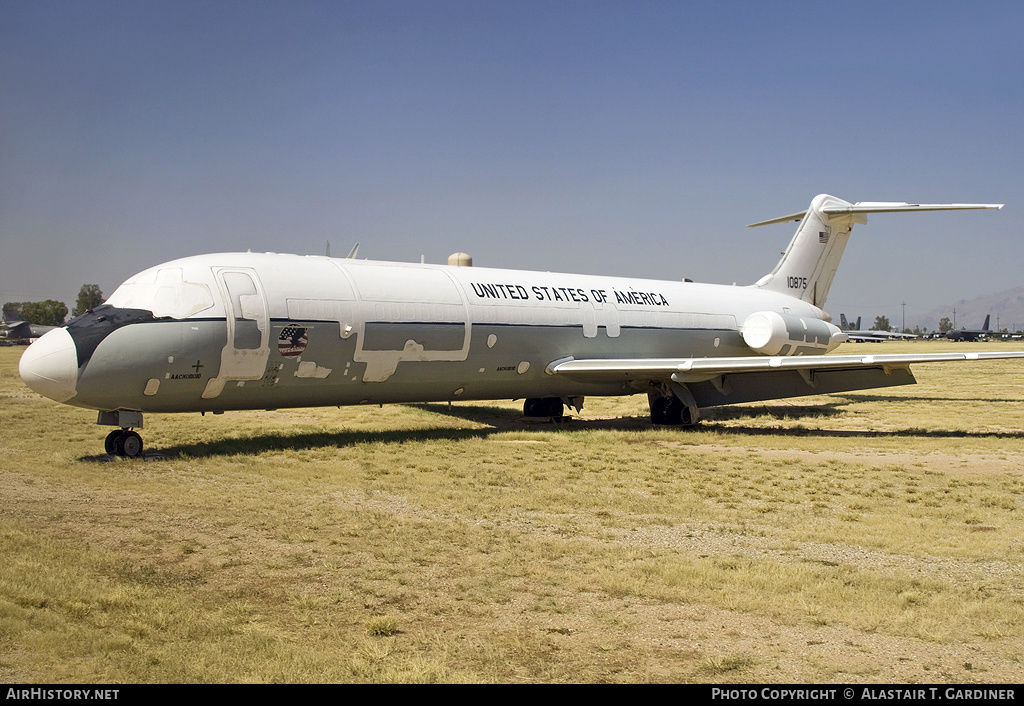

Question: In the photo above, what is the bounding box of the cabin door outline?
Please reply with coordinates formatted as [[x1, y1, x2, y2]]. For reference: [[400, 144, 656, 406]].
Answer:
[[203, 268, 271, 399]]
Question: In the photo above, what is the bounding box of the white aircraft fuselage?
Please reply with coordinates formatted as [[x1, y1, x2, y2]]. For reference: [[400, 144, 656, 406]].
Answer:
[[19, 194, 1019, 457], [24, 252, 833, 412]]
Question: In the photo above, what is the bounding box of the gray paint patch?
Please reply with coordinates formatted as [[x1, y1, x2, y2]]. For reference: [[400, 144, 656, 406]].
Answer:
[[363, 322, 466, 352]]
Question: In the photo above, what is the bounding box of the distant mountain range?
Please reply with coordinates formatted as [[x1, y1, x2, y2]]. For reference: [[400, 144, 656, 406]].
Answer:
[[909, 288, 1024, 333]]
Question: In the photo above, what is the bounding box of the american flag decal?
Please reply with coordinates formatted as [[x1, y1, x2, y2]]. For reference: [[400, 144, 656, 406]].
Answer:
[[819, 226, 831, 243], [278, 325, 308, 357]]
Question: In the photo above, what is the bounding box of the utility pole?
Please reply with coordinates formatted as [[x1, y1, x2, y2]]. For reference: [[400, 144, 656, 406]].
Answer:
[[901, 301, 906, 332]]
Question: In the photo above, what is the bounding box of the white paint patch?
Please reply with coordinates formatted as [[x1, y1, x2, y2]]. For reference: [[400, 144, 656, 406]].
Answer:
[[517, 361, 531, 375], [295, 361, 332, 378], [359, 338, 464, 382], [487, 334, 497, 348], [144, 379, 160, 396]]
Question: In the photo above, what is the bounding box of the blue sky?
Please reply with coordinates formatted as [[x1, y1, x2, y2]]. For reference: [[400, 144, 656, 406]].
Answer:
[[2, 0, 1021, 326]]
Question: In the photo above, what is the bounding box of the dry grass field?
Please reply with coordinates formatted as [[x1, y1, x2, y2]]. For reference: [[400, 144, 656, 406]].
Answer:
[[1, 341, 1023, 683]]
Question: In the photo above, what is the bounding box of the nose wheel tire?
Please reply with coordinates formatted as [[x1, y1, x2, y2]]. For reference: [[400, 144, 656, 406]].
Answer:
[[105, 429, 143, 458], [104, 430, 121, 455]]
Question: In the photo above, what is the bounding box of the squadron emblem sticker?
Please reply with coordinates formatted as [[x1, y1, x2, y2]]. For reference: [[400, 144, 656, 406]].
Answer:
[[278, 325, 308, 357]]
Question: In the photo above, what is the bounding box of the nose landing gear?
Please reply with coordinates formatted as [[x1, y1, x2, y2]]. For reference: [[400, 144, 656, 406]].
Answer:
[[104, 429, 143, 458], [98, 410, 145, 458]]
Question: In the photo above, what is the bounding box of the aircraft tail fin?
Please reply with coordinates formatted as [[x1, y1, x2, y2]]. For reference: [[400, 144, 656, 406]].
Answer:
[[840, 313, 850, 330], [1, 308, 29, 339], [983, 314, 991, 331], [749, 195, 1003, 308], [2, 308, 26, 325]]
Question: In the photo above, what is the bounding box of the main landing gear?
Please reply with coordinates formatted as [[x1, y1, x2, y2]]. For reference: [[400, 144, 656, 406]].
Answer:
[[104, 429, 143, 458], [523, 397, 565, 419], [648, 386, 701, 428], [522, 396, 585, 421]]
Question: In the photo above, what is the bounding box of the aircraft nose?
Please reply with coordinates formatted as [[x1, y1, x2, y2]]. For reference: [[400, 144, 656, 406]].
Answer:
[[19, 328, 80, 403]]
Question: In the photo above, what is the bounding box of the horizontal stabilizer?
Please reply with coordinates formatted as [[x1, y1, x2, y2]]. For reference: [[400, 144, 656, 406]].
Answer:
[[748, 201, 1003, 228], [746, 210, 809, 227]]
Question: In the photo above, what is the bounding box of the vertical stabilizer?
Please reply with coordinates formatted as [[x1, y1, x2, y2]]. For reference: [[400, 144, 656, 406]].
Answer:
[[749, 195, 1003, 309], [2, 308, 27, 326], [750, 194, 858, 307]]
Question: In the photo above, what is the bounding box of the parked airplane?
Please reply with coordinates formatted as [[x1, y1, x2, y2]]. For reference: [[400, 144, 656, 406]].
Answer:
[[1, 308, 57, 341], [946, 315, 992, 342], [19, 194, 1021, 457], [839, 314, 917, 343]]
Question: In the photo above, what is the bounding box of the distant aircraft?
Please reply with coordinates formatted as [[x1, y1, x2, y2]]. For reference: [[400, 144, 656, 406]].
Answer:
[[19, 194, 1022, 457], [946, 315, 992, 342], [839, 314, 917, 343], [1, 308, 57, 340]]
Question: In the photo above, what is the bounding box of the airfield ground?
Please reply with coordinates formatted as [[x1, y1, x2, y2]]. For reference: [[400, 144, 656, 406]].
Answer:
[[1, 342, 1022, 683]]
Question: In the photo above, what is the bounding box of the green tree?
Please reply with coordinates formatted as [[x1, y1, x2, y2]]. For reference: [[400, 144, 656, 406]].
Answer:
[[72, 284, 104, 317], [871, 315, 891, 331], [19, 300, 68, 327], [938, 317, 953, 333]]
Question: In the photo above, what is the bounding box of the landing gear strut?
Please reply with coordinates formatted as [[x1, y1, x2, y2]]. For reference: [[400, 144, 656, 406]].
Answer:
[[104, 429, 143, 458]]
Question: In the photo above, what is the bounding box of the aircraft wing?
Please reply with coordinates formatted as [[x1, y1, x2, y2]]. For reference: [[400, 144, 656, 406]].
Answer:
[[547, 351, 1024, 407], [548, 351, 1024, 381], [843, 333, 886, 342], [843, 331, 917, 342]]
